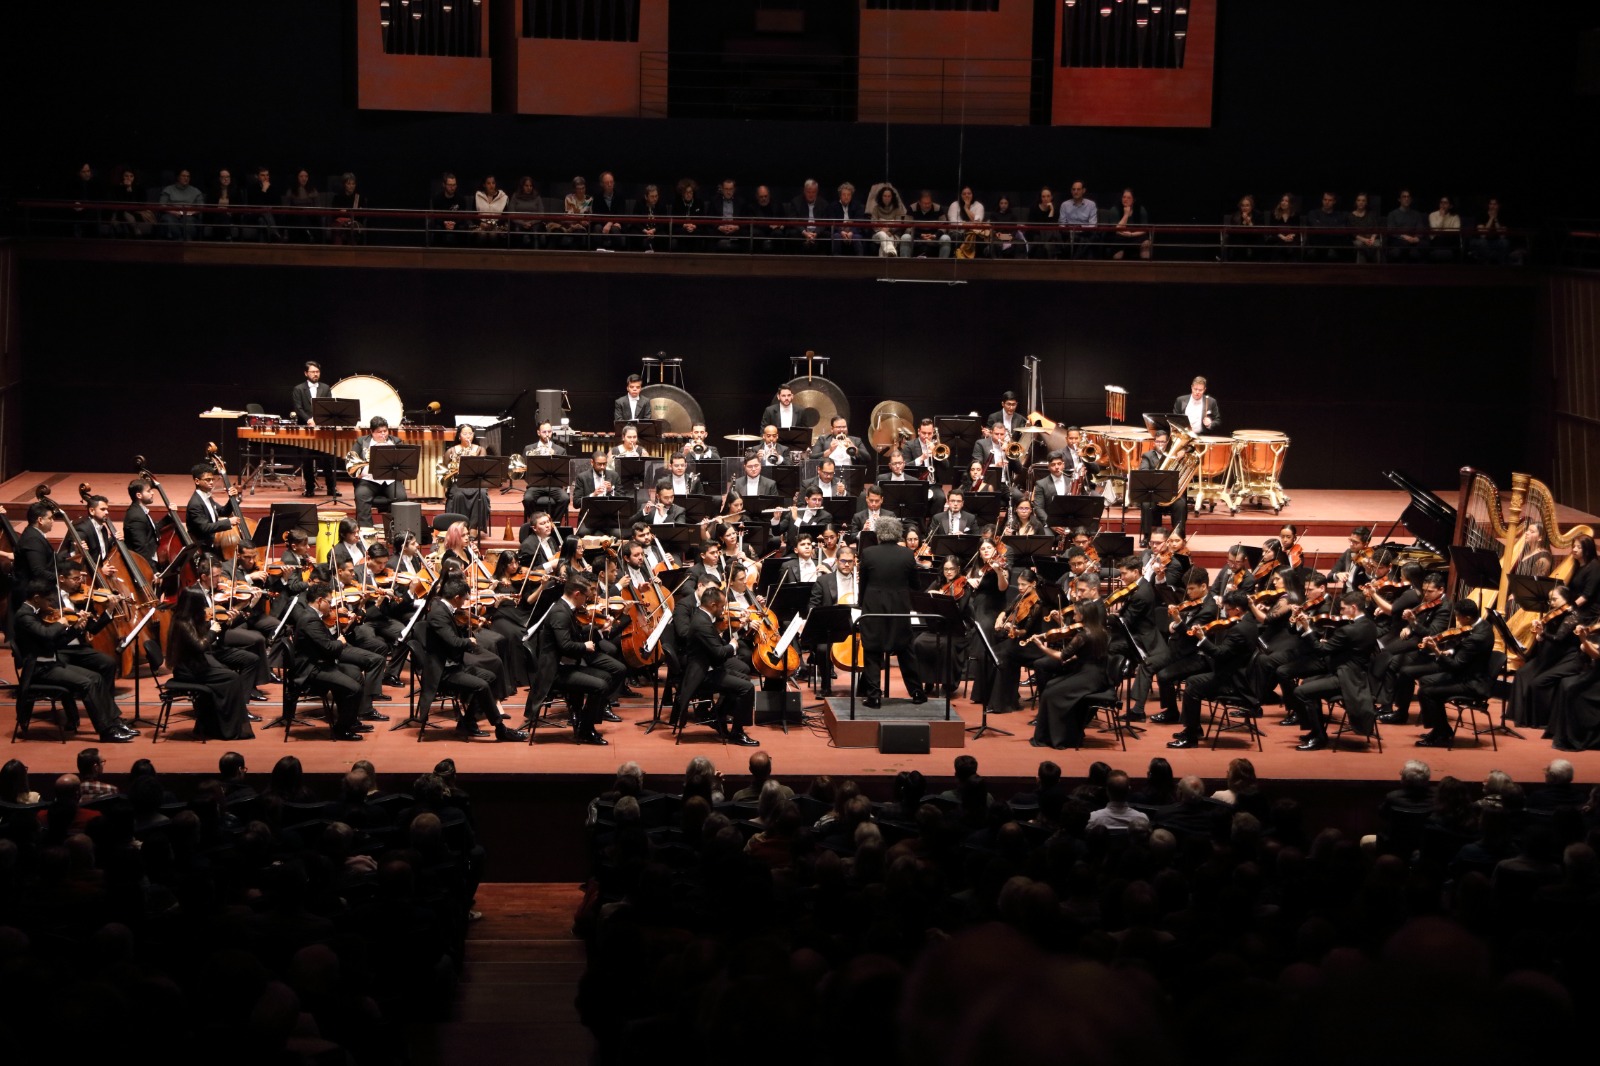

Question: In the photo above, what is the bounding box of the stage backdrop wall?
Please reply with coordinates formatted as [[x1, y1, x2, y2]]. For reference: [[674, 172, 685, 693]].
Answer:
[[17, 261, 1535, 494]]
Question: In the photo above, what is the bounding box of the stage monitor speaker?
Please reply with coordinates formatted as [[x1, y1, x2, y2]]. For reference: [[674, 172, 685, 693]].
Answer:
[[387, 501, 422, 545], [754, 689, 801, 724], [879, 721, 930, 754], [536, 389, 565, 428]]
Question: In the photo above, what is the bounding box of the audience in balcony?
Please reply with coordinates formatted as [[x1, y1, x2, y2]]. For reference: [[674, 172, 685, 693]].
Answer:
[[1302, 189, 1348, 262], [1385, 187, 1426, 262], [907, 188, 947, 257], [1428, 194, 1462, 262], [427, 170, 467, 245], [1107, 187, 1151, 260], [592, 171, 627, 251], [1349, 190, 1382, 263], [1027, 186, 1059, 259], [507, 175, 546, 248], [830, 181, 867, 256], [158, 168, 204, 240], [473, 173, 506, 241], [284, 168, 321, 242], [1266, 192, 1302, 260], [866, 180, 908, 257]]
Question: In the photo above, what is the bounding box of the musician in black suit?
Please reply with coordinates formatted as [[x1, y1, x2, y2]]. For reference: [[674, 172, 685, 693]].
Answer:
[[657, 454, 703, 497], [800, 458, 850, 502], [525, 574, 624, 743], [677, 423, 722, 462], [420, 578, 526, 741], [727, 453, 779, 507], [676, 584, 757, 744], [782, 534, 823, 584], [631, 486, 686, 528], [613, 374, 649, 423], [856, 517, 925, 707], [809, 416, 869, 468], [970, 421, 1027, 489], [123, 479, 163, 567], [345, 417, 407, 529], [1414, 600, 1495, 748], [520, 511, 565, 572], [806, 545, 857, 696], [519, 420, 570, 522], [1173, 376, 1222, 434], [571, 453, 622, 537], [290, 582, 384, 741], [185, 464, 238, 550], [1108, 557, 1166, 717], [13, 579, 131, 741], [1131, 568, 1216, 721], [290, 360, 341, 498], [1289, 591, 1379, 750], [759, 385, 802, 433], [1137, 429, 1188, 544], [1169, 591, 1259, 748], [10, 502, 64, 609], [927, 492, 979, 538], [852, 486, 891, 537]]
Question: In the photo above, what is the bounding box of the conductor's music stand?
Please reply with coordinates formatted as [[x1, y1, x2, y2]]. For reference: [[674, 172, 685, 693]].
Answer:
[[879, 482, 928, 522], [910, 589, 960, 720], [965, 622, 1012, 739], [311, 397, 360, 427]]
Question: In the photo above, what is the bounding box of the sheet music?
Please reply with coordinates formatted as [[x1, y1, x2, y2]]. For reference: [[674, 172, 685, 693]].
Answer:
[[644, 611, 672, 653], [773, 612, 805, 658]]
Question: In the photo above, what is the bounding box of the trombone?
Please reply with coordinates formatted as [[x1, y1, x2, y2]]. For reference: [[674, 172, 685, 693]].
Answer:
[[931, 425, 950, 462]]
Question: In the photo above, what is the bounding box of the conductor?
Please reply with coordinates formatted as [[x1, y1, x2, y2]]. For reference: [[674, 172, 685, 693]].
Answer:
[[856, 515, 926, 708]]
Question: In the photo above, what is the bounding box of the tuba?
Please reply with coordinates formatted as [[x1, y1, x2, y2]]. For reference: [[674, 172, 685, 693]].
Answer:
[[1155, 424, 1200, 506]]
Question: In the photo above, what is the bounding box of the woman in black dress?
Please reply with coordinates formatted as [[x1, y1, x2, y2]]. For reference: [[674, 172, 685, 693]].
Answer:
[[444, 423, 491, 535], [1508, 586, 1583, 729], [1565, 535, 1600, 624], [1031, 598, 1111, 748], [915, 555, 971, 697], [1546, 621, 1600, 751], [167, 586, 256, 740]]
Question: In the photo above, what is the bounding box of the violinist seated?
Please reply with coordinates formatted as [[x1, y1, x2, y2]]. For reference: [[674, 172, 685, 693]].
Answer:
[[1106, 557, 1167, 708], [676, 585, 758, 746], [1359, 552, 1418, 642], [329, 519, 373, 581], [631, 485, 686, 528], [1287, 591, 1379, 751], [12, 577, 133, 742], [356, 541, 413, 649], [572, 454, 624, 538], [1271, 573, 1338, 719], [520, 419, 569, 523], [1327, 526, 1374, 590], [1129, 568, 1217, 723], [1376, 572, 1455, 726], [1137, 430, 1188, 546], [263, 529, 315, 619], [165, 586, 256, 741], [1209, 546, 1256, 597], [916, 554, 971, 698], [291, 581, 387, 740], [722, 566, 763, 669], [524, 573, 626, 744], [1246, 566, 1310, 706], [1168, 591, 1260, 749], [51, 559, 121, 693], [1414, 599, 1496, 748], [1057, 546, 1096, 593], [1157, 534, 1193, 589], [198, 555, 277, 697], [1029, 598, 1113, 749], [332, 559, 396, 663], [417, 577, 527, 742], [185, 464, 240, 551], [488, 547, 547, 688], [981, 567, 1048, 717]]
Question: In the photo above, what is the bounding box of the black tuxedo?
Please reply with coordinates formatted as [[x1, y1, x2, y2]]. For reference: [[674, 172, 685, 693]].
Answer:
[[800, 474, 851, 501], [74, 518, 114, 565], [291, 379, 340, 495], [12, 602, 121, 736], [291, 606, 382, 732], [782, 556, 823, 586], [1178, 616, 1261, 739], [520, 440, 570, 521], [416, 599, 505, 733], [675, 605, 754, 730], [1417, 618, 1495, 737], [291, 379, 331, 422], [572, 465, 623, 535], [526, 597, 625, 731], [631, 502, 686, 527], [928, 511, 978, 538], [1112, 578, 1166, 662], [728, 475, 779, 502], [11, 526, 62, 607], [656, 471, 703, 497], [809, 434, 869, 466], [1292, 614, 1379, 740], [185, 489, 233, 548], [970, 438, 1025, 484], [760, 403, 803, 431], [123, 503, 162, 566], [857, 541, 923, 700], [1172, 393, 1222, 433], [613, 394, 650, 423]]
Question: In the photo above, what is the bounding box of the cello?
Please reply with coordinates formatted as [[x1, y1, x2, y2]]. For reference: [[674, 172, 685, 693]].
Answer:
[[750, 570, 800, 681], [205, 441, 256, 563]]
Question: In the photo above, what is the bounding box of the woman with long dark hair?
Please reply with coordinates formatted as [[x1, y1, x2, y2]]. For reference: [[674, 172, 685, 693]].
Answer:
[[1031, 598, 1111, 748], [167, 585, 256, 740]]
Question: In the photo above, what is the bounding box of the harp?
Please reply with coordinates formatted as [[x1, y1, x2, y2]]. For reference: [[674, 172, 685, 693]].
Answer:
[[1451, 467, 1593, 664]]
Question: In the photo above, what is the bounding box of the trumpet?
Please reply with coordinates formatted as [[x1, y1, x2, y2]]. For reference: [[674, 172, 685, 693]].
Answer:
[[835, 433, 859, 460], [691, 442, 707, 456]]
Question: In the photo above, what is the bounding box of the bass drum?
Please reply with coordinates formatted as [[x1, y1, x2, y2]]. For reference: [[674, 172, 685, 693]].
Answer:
[[638, 383, 704, 434], [331, 374, 404, 428], [780, 375, 850, 443]]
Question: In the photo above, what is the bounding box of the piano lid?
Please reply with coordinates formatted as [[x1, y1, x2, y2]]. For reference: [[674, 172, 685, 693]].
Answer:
[[1382, 470, 1457, 554]]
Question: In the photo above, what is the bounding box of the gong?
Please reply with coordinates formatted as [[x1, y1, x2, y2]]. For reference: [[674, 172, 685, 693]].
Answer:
[[638, 383, 704, 434], [780, 374, 851, 444]]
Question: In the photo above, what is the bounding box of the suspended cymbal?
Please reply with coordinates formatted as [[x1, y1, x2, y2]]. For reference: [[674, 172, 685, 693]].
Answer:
[[724, 433, 761, 442], [637, 384, 703, 434], [1013, 425, 1050, 435], [868, 400, 915, 451]]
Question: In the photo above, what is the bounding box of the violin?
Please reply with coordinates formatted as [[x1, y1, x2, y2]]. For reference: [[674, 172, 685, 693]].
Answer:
[[1422, 624, 1472, 653], [1229, 569, 1246, 588], [1024, 622, 1083, 649], [1167, 595, 1206, 618], [936, 574, 968, 598], [1251, 586, 1285, 605], [1105, 584, 1135, 609], [1252, 559, 1275, 582], [1001, 588, 1040, 640]]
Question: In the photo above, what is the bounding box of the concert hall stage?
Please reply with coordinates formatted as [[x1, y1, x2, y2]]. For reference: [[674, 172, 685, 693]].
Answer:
[[6, 470, 1600, 799]]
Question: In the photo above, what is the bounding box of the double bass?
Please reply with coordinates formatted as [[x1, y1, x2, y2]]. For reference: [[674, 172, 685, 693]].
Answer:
[[135, 455, 196, 592], [78, 482, 166, 677], [205, 441, 256, 563], [750, 571, 800, 680]]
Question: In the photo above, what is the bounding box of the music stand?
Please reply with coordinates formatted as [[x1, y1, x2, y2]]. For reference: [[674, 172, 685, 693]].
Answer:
[[935, 415, 984, 458], [776, 427, 812, 454], [656, 525, 708, 563], [1450, 545, 1504, 593], [909, 589, 960, 720], [801, 605, 857, 712], [999, 535, 1056, 561], [1044, 495, 1105, 534], [930, 533, 982, 563], [965, 622, 1011, 739], [765, 464, 801, 500], [367, 444, 420, 483], [690, 458, 725, 488], [576, 497, 632, 536], [312, 397, 360, 426], [117, 606, 161, 725], [757, 557, 789, 595], [820, 498, 856, 527], [676, 494, 718, 525], [731, 495, 783, 527], [256, 503, 319, 547], [613, 455, 648, 489], [879, 482, 928, 521], [455, 454, 509, 490], [769, 579, 812, 623], [1505, 572, 1558, 614], [963, 492, 1006, 530], [614, 418, 665, 444], [1148, 411, 1189, 433], [522, 455, 569, 492], [1126, 469, 1180, 540], [1093, 532, 1134, 561]]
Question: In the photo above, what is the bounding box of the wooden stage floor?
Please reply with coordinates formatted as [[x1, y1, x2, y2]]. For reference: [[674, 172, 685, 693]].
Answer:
[[7, 471, 1600, 790]]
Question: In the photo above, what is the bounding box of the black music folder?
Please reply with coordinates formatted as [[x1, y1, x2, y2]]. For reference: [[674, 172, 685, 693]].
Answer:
[[311, 396, 360, 426]]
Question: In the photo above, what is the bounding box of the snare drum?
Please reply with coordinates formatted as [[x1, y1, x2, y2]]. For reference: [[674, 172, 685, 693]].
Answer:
[[317, 509, 350, 565], [1194, 435, 1234, 478], [1233, 431, 1290, 479], [331, 373, 404, 429]]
